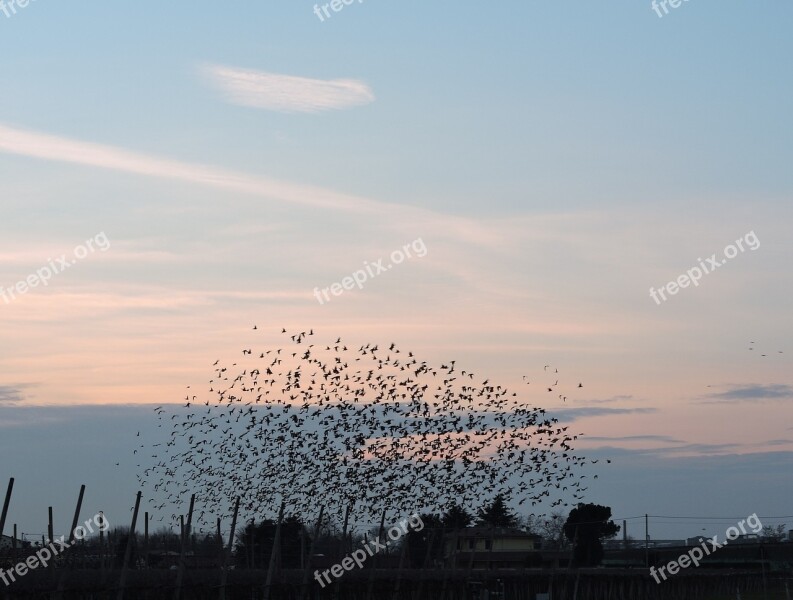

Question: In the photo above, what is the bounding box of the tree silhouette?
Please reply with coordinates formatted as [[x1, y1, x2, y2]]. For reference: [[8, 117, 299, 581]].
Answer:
[[405, 513, 444, 568], [442, 503, 474, 530], [563, 503, 619, 566], [234, 516, 304, 569], [761, 524, 786, 542], [477, 494, 518, 528], [525, 510, 570, 550]]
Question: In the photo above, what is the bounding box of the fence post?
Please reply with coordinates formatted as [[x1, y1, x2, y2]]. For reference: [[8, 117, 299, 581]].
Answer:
[[219, 497, 240, 600], [366, 511, 387, 600], [300, 506, 325, 600], [68, 485, 86, 545], [117, 491, 142, 600], [173, 494, 195, 600], [0, 478, 13, 539], [264, 502, 286, 600]]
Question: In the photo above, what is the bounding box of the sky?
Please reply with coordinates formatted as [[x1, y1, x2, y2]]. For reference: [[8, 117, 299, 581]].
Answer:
[[0, 1, 792, 543]]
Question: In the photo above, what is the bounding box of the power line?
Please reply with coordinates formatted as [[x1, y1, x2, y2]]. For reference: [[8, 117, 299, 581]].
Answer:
[[649, 515, 793, 520]]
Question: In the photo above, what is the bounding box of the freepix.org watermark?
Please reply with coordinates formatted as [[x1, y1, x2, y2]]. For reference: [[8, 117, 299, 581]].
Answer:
[[1, 232, 111, 305], [0, 0, 37, 19], [649, 230, 759, 305], [650, 513, 763, 584], [313, 0, 364, 23], [313, 237, 427, 305], [0, 512, 110, 587], [651, 0, 691, 18], [314, 513, 424, 588]]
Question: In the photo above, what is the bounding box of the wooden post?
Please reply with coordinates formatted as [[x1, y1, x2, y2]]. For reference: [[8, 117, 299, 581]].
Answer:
[[54, 485, 87, 600], [144, 511, 149, 568], [366, 511, 387, 600], [440, 525, 452, 600], [263, 502, 285, 600], [248, 519, 254, 569], [415, 523, 439, 600], [68, 485, 86, 545], [333, 504, 354, 600], [759, 542, 769, 600], [623, 519, 627, 551], [48, 507, 54, 573], [99, 512, 105, 574], [391, 530, 409, 600], [173, 494, 195, 600], [11, 524, 17, 563], [219, 497, 240, 600], [215, 517, 222, 571], [116, 491, 142, 600], [341, 503, 352, 560], [572, 569, 581, 600], [48, 507, 54, 544], [300, 506, 325, 600], [0, 478, 13, 539]]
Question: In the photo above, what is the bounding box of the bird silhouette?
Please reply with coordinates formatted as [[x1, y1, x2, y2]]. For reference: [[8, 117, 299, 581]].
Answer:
[[138, 328, 600, 530]]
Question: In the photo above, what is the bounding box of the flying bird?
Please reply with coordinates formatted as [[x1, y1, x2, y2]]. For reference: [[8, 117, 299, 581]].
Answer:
[[139, 327, 599, 529]]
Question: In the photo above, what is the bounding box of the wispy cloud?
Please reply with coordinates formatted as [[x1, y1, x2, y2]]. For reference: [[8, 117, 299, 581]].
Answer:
[[575, 394, 635, 405], [549, 406, 657, 421], [0, 118, 457, 241], [201, 64, 375, 113], [0, 123, 386, 214], [699, 384, 793, 404], [0, 385, 29, 404], [582, 434, 684, 443], [581, 442, 743, 457], [639, 443, 743, 456], [0, 123, 499, 244]]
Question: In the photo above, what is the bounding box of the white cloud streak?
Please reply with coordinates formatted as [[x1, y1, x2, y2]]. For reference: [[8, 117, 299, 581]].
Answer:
[[201, 64, 375, 113], [0, 122, 391, 214], [0, 123, 504, 245]]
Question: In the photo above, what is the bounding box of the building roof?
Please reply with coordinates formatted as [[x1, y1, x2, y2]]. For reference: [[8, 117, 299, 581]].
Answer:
[[447, 527, 541, 539]]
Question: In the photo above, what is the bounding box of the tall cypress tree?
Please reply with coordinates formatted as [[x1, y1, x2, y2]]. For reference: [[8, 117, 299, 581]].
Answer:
[[477, 494, 518, 528]]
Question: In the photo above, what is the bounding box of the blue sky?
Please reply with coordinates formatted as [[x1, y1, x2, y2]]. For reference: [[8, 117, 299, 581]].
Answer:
[[1, 1, 792, 541]]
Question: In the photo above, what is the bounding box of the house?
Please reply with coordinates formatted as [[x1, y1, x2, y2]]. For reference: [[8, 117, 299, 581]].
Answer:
[[443, 527, 542, 569], [0, 534, 30, 550]]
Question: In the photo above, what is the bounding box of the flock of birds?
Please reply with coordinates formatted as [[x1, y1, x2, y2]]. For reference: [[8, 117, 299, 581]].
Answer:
[[748, 341, 784, 357], [137, 328, 598, 529]]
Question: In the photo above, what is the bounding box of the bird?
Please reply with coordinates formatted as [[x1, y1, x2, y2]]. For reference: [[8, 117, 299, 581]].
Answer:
[[138, 326, 599, 530]]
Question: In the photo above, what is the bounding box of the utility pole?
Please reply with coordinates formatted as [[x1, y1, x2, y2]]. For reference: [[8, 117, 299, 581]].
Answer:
[[623, 519, 627, 551], [645, 514, 649, 567]]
